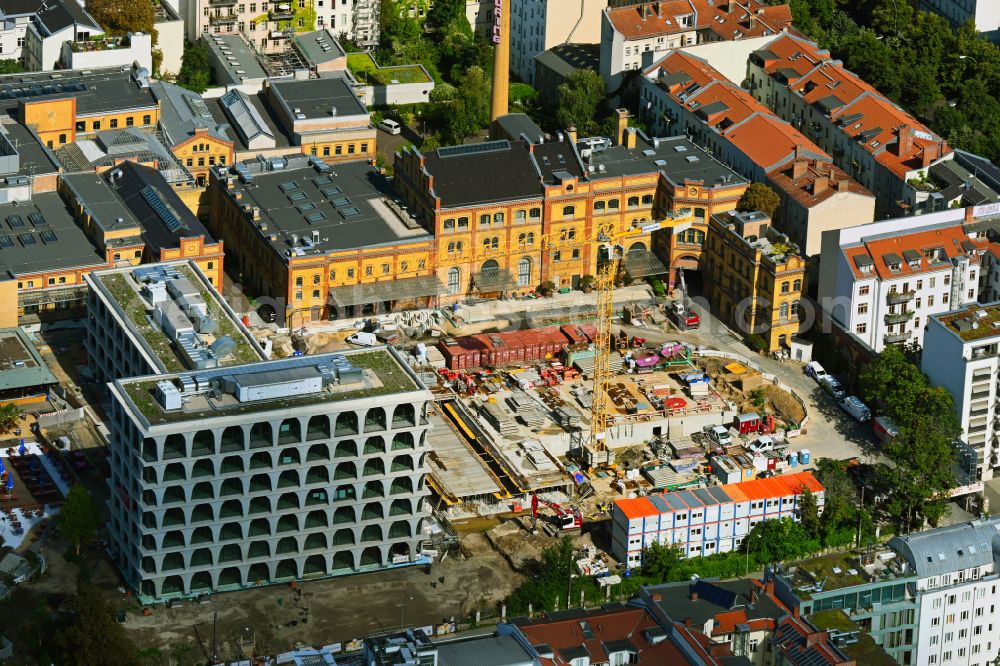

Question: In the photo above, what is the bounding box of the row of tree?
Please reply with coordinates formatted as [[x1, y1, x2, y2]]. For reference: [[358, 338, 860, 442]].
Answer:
[[771, 0, 1000, 165]]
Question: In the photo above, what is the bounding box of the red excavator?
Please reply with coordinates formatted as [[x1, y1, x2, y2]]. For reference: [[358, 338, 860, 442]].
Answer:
[[531, 494, 583, 531]]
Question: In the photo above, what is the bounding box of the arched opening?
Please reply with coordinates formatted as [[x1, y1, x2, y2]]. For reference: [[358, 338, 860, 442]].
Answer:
[[141, 581, 155, 597], [390, 477, 413, 495], [303, 554, 326, 577], [333, 462, 357, 480], [161, 575, 184, 595], [278, 418, 301, 445], [162, 433, 186, 460], [162, 508, 184, 527], [249, 422, 272, 448], [219, 543, 242, 563], [364, 408, 386, 433], [391, 455, 414, 473], [248, 519, 270, 537], [363, 437, 386, 455], [248, 473, 271, 493], [304, 509, 327, 529], [361, 525, 383, 542], [334, 440, 358, 458], [277, 470, 300, 488], [162, 486, 185, 504], [220, 477, 244, 496], [191, 481, 214, 500], [359, 547, 382, 568], [162, 462, 185, 483], [191, 430, 215, 457], [190, 526, 212, 545], [363, 458, 385, 476], [331, 551, 354, 571], [249, 452, 272, 470], [335, 412, 358, 437], [362, 503, 384, 521], [248, 540, 270, 559], [332, 528, 354, 546], [162, 530, 184, 548], [249, 496, 271, 514], [306, 443, 330, 462], [192, 458, 215, 478], [362, 481, 384, 499], [276, 515, 298, 533], [219, 522, 242, 541], [779, 302, 790, 320], [161, 552, 184, 571], [391, 432, 414, 451], [305, 466, 329, 485], [276, 536, 299, 555], [218, 567, 241, 587], [248, 563, 269, 585], [218, 499, 243, 520], [517, 257, 532, 287], [447, 266, 461, 295], [277, 492, 300, 511], [389, 498, 412, 517], [389, 542, 411, 560], [220, 426, 244, 453], [142, 556, 156, 574], [304, 533, 327, 550], [275, 559, 298, 580], [388, 520, 411, 539], [218, 456, 243, 475], [191, 504, 213, 523], [392, 404, 415, 428], [190, 548, 213, 568], [333, 506, 355, 524], [142, 438, 156, 462], [190, 571, 212, 591], [277, 448, 300, 466], [306, 415, 331, 441]]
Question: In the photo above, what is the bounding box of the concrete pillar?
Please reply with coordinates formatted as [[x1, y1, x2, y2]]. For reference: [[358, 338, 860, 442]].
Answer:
[[490, 0, 510, 121]]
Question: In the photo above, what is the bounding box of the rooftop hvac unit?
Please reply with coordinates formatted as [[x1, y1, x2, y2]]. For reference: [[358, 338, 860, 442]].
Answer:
[[211, 335, 237, 358], [155, 380, 182, 411]]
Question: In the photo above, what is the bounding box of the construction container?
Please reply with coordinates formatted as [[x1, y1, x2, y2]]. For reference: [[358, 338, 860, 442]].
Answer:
[[439, 325, 597, 370], [799, 449, 811, 464], [736, 413, 761, 435], [788, 451, 799, 467]]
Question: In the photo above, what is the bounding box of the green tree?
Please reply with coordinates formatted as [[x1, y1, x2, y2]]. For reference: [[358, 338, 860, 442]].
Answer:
[[59, 484, 99, 556], [426, 0, 465, 29], [641, 541, 682, 581], [52, 582, 141, 666], [813, 458, 857, 540], [0, 59, 22, 74], [176, 42, 211, 93], [744, 517, 817, 564], [86, 0, 153, 35], [0, 402, 20, 432], [737, 183, 781, 217], [555, 69, 606, 134], [798, 487, 822, 540], [446, 66, 491, 142]]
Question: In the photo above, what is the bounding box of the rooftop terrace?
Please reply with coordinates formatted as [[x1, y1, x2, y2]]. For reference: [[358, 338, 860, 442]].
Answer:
[[786, 549, 913, 598], [936, 302, 1000, 342]]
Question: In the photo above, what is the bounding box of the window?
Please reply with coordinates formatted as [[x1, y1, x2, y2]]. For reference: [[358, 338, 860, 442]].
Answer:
[[594, 200, 605, 212], [859, 285, 870, 295], [365, 266, 373, 277], [458, 217, 469, 229], [92, 121, 101, 131], [348, 144, 355, 154], [946, 613, 955, 624], [312, 290, 319, 299], [494, 212, 504, 224], [562, 205, 575, 218], [793, 279, 801, 291], [515, 210, 526, 223], [361, 143, 368, 153], [142, 114, 151, 125], [443, 219, 455, 231], [346, 268, 354, 278], [856, 323, 867, 334], [943, 293, 949, 304], [929, 295, 935, 306], [930, 277, 936, 288], [780, 302, 790, 320], [642, 194, 653, 205], [335, 145, 342, 155], [110, 118, 118, 129], [945, 275, 951, 285], [518, 258, 531, 287], [447, 267, 460, 294], [382, 263, 390, 275], [479, 214, 490, 228], [857, 303, 869, 314], [323, 146, 330, 156], [627, 196, 640, 208], [781, 281, 790, 293], [608, 199, 619, 210], [126, 116, 134, 127], [529, 208, 541, 220]]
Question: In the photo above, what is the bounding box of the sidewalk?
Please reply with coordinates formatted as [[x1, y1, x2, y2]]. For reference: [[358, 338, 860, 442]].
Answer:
[[453, 284, 654, 325]]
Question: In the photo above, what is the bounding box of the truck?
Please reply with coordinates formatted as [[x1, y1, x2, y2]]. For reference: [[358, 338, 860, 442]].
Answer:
[[839, 395, 871, 422], [805, 361, 829, 383], [346, 331, 378, 347], [873, 415, 898, 446], [670, 300, 700, 330]]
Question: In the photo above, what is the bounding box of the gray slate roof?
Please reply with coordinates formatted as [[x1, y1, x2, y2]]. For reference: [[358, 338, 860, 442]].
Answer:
[[889, 517, 1000, 579], [151, 81, 231, 146], [293, 29, 345, 66]]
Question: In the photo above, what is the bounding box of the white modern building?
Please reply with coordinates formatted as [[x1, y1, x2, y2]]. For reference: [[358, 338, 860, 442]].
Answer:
[[889, 517, 1000, 666], [922, 302, 1000, 481], [920, 0, 1000, 39], [509, 0, 606, 86], [612, 471, 824, 567], [817, 207, 993, 353], [88, 261, 433, 600]]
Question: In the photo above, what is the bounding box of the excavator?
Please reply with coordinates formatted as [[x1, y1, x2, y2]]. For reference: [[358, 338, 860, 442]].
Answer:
[[531, 494, 582, 531]]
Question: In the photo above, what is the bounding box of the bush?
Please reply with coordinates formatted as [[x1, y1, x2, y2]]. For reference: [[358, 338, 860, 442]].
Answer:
[[649, 277, 666, 298], [747, 334, 768, 352]]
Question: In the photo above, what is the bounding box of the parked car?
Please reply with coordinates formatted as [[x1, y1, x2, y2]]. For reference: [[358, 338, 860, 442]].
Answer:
[[706, 425, 733, 448], [748, 436, 776, 454], [805, 361, 829, 383], [346, 331, 379, 347], [820, 375, 847, 401], [839, 396, 871, 422], [378, 119, 402, 135]]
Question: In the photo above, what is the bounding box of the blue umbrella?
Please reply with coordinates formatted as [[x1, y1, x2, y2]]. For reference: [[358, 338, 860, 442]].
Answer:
[[17, 439, 25, 456], [0, 459, 6, 474], [6, 475, 12, 490]]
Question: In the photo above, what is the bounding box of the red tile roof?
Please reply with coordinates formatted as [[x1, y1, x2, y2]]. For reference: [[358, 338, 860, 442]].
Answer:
[[843, 224, 988, 281], [766, 157, 873, 209], [755, 33, 952, 179], [608, 0, 793, 42]]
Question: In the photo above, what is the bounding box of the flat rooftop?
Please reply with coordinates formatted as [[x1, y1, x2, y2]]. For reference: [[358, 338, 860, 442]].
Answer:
[[204, 34, 267, 86], [590, 133, 743, 185], [269, 77, 368, 121], [426, 411, 501, 500], [116, 348, 422, 426], [786, 550, 914, 598], [935, 302, 1000, 342], [2, 122, 58, 176], [0, 67, 156, 117], [293, 29, 346, 66], [92, 262, 264, 373], [0, 192, 105, 278], [220, 155, 431, 259], [0, 327, 58, 391]]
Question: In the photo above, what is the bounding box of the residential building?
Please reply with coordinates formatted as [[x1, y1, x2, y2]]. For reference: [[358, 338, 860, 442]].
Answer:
[[922, 301, 1000, 480], [57, 32, 152, 74], [395, 124, 745, 298], [533, 43, 600, 106], [91, 261, 432, 599], [611, 471, 824, 566], [151, 81, 235, 188], [920, 0, 1000, 40], [510, 0, 606, 86], [817, 206, 991, 353], [189, 0, 379, 53], [152, 1, 184, 76], [600, 0, 792, 93], [746, 33, 954, 219], [639, 51, 875, 258], [489, 112, 545, 144], [0, 0, 48, 66], [703, 210, 805, 352], [465, 0, 492, 38], [23, 0, 104, 71], [890, 517, 1000, 666]]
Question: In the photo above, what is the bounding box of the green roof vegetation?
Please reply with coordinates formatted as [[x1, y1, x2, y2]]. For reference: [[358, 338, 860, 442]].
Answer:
[[940, 304, 1000, 341], [347, 52, 430, 85], [808, 610, 897, 666], [791, 551, 868, 596], [100, 273, 184, 373]]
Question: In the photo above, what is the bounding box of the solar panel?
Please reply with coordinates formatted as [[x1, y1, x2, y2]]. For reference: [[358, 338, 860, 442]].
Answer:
[[140, 186, 182, 233], [278, 180, 299, 193], [305, 211, 326, 223], [6, 215, 23, 229], [287, 191, 307, 202], [436, 140, 510, 158], [28, 212, 46, 226], [39, 229, 57, 244], [0, 236, 12, 248], [18, 233, 35, 247], [692, 580, 737, 610], [331, 196, 350, 207], [340, 207, 361, 218]]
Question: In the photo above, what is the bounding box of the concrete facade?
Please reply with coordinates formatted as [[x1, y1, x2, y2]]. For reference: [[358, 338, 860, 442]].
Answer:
[[509, 0, 606, 86]]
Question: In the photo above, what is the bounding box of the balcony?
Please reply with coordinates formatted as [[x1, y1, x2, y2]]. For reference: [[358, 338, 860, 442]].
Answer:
[[884, 310, 914, 325], [209, 0, 237, 5], [884, 331, 912, 345], [269, 5, 295, 19], [886, 290, 915, 305], [209, 12, 237, 23]]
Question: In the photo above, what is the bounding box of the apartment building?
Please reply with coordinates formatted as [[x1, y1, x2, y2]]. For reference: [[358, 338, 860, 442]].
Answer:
[[890, 518, 1000, 666], [509, 0, 606, 86], [703, 210, 805, 352], [611, 471, 824, 566], [600, 0, 792, 93], [90, 262, 432, 599], [921, 0, 1000, 38], [922, 302, 1000, 480], [746, 33, 954, 219], [817, 207, 991, 353], [191, 0, 379, 53], [639, 50, 875, 258]]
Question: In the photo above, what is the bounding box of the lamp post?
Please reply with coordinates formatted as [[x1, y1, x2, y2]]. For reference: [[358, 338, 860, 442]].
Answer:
[[959, 55, 979, 65]]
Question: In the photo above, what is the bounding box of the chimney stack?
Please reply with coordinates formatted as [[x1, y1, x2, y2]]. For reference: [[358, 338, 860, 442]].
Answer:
[[567, 125, 578, 145], [965, 206, 976, 224], [805, 631, 829, 649], [690, 588, 699, 601], [921, 143, 941, 167], [625, 127, 638, 149], [792, 160, 808, 179], [490, 0, 510, 122], [837, 178, 849, 192], [615, 108, 630, 146], [896, 124, 914, 157], [812, 176, 828, 195]]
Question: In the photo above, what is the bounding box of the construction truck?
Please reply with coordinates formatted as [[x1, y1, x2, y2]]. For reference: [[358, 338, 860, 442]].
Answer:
[[531, 494, 582, 531]]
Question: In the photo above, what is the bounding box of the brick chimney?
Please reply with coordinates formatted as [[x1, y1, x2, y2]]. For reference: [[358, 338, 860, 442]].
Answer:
[[625, 127, 638, 149], [615, 108, 630, 146], [651, 592, 663, 602], [690, 587, 699, 601], [567, 125, 578, 145], [791, 160, 808, 179], [921, 143, 941, 167], [837, 178, 849, 192], [965, 206, 976, 224], [812, 176, 829, 195], [805, 631, 829, 649], [896, 125, 914, 157]]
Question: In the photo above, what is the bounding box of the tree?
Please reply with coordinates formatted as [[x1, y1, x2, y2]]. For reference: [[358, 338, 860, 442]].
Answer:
[[0, 60, 22, 75], [0, 402, 20, 433], [59, 484, 99, 556], [446, 66, 491, 142], [52, 582, 141, 666], [641, 541, 682, 581], [427, 0, 466, 29], [737, 183, 781, 217], [176, 42, 211, 94], [86, 0, 153, 35], [798, 488, 822, 540], [555, 69, 606, 134]]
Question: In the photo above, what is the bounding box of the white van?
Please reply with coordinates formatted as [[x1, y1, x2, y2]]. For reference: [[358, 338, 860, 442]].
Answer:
[[820, 375, 847, 401], [706, 425, 732, 448], [805, 361, 829, 383], [346, 331, 379, 347], [378, 119, 402, 135], [840, 396, 871, 422]]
